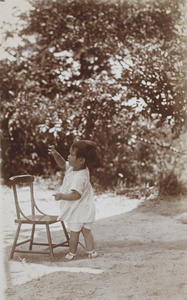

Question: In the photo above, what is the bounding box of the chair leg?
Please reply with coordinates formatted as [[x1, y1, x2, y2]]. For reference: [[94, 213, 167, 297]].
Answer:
[[46, 224, 54, 262], [61, 221, 69, 242], [10, 223, 21, 259], [29, 224, 35, 250]]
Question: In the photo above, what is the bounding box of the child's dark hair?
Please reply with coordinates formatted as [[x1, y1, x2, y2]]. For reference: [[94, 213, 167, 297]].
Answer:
[[71, 140, 98, 167]]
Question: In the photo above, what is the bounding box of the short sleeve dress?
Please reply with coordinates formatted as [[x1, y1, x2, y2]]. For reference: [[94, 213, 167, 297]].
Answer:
[[57, 162, 96, 223]]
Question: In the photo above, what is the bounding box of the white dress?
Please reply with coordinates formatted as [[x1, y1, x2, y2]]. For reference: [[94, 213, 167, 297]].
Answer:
[[57, 162, 96, 223]]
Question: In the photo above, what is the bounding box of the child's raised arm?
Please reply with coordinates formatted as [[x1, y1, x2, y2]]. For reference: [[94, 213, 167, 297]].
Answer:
[[48, 145, 66, 169]]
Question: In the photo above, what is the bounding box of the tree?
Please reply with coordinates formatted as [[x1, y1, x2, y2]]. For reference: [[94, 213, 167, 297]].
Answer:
[[0, 0, 186, 190]]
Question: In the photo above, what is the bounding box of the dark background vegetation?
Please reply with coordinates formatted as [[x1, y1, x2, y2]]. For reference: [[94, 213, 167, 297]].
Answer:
[[0, 0, 187, 194]]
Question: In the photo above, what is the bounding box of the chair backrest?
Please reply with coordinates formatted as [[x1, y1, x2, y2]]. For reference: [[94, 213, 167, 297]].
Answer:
[[9, 175, 35, 219]]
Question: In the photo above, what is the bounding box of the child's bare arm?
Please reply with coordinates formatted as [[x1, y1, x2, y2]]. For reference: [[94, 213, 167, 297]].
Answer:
[[48, 145, 66, 169], [53, 190, 81, 201]]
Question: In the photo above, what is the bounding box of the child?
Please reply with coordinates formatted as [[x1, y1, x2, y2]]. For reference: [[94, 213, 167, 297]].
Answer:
[[48, 140, 98, 260]]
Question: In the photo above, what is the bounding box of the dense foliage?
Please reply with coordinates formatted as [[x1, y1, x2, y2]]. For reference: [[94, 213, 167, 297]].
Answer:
[[0, 0, 187, 193]]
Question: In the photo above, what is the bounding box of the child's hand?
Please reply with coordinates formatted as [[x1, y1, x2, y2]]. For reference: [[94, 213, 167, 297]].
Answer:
[[53, 193, 63, 201], [48, 145, 56, 156]]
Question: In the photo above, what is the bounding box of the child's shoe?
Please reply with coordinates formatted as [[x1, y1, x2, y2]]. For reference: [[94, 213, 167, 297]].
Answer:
[[65, 252, 76, 261], [87, 250, 98, 258]]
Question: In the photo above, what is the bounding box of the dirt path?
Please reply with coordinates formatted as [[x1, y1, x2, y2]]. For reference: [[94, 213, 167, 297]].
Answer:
[[4, 196, 187, 300]]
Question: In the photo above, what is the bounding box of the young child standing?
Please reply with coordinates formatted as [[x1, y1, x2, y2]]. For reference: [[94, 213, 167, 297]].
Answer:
[[48, 140, 98, 260]]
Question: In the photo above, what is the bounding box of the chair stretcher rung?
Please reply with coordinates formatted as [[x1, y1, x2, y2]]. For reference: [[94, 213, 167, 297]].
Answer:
[[15, 240, 69, 248], [52, 241, 69, 249], [32, 241, 68, 246], [16, 239, 32, 247], [14, 250, 51, 255], [32, 242, 51, 246]]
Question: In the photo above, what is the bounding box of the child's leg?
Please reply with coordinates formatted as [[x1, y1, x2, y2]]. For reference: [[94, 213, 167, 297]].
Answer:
[[69, 230, 80, 254], [81, 227, 95, 252], [82, 227, 97, 258]]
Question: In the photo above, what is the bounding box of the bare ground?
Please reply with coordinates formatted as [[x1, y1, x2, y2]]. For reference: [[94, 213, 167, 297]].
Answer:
[[4, 195, 187, 300]]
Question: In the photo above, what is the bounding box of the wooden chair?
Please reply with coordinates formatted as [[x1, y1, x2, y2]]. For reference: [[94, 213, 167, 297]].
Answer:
[[9, 175, 69, 261]]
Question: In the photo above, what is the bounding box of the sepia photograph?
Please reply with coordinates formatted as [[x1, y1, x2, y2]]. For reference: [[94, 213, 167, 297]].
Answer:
[[0, 0, 187, 299]]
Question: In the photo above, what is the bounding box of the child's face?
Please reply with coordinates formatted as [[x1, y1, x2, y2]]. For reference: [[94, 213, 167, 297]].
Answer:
[[68, 147, 84, 170]]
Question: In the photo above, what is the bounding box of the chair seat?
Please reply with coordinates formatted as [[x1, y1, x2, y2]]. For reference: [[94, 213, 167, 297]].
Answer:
[[15, 215, 59, 224]]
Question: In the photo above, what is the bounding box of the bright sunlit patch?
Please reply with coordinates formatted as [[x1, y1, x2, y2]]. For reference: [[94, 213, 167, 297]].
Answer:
[[0, 0, 32, 60], [9, 261, 104, 285]]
